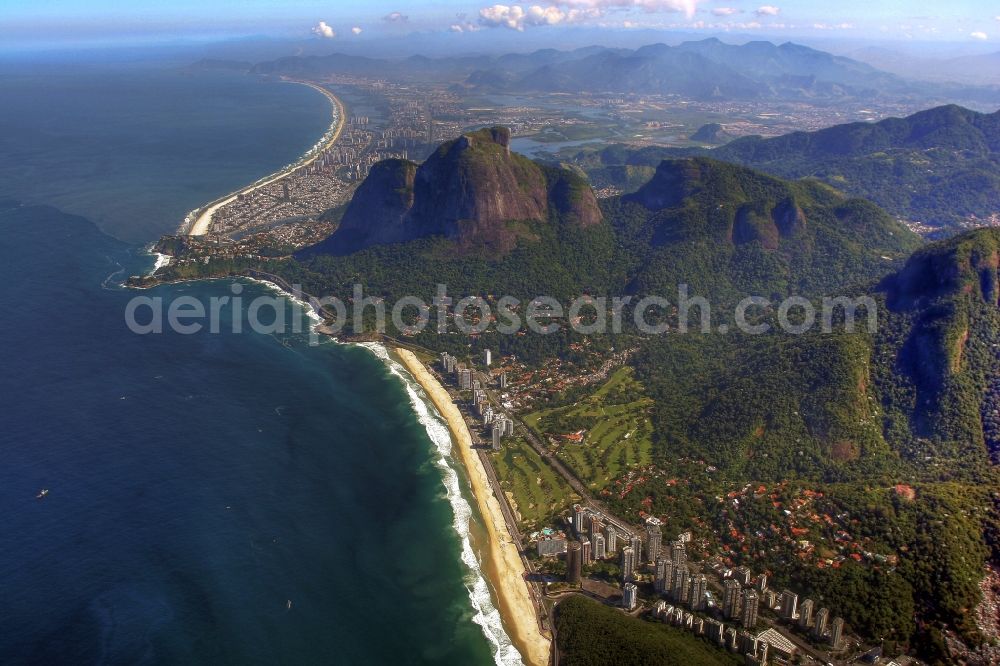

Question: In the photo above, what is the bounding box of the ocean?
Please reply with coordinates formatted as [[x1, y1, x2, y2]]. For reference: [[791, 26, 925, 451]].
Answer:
[[0, 61, 514, 664]]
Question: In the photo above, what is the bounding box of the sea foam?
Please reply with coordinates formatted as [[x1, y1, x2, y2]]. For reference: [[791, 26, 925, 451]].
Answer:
[[243, 277, 323, 325], [360, 343, 525, 666]]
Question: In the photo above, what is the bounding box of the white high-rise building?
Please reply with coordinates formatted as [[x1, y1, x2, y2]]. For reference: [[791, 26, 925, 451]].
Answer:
[[690, 575, 708, 611], [605, 525, 617, 554], [645, 517, 662, 564], [723, 579, 741, 619], [830, 617, 844, 650], [740, 590, 759, 628], [654, 556, 670, 593], [573, 504, 585, 536], [780, 589, 798, 620], [623, 582, 638, 611], [593, 533, 606, 560], [621, 545, 636, 582]]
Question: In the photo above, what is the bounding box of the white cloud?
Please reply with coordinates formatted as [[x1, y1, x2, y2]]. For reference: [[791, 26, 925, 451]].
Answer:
[[711, 7, 739, 16], [755, 5, 780, 16], [478, 5, 575, 30], [970, 30, 988, 40], [480, 5, 529, 29], [812, 22, 853, 30], [691, 18, 772, 30], [312, 21, 335, 39], [529, 5, 573, 24], [564, 0, 701, 15], [479, 0, 704, 30], [450, 21, 482, 32], [351, 26, 363, 35], [383, 11, 409, 23]]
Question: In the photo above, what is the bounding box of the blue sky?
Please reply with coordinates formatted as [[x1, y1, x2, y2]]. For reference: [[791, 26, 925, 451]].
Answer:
[[2, 0, 999, 48]]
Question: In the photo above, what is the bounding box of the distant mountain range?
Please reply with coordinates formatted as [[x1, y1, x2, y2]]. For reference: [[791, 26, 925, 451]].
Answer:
[[575, 104, 1000, 232], [469, 39, 916, 100], [851, 46, 1000, 87], [241, 39, 999, 104]]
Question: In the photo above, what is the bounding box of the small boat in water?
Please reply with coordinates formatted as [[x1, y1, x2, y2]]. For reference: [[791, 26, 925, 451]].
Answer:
[[36, 489, 49, 499]]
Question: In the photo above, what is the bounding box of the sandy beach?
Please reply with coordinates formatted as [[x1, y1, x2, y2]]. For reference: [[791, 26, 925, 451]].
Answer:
[[395, 349, 551, 666], [185, 81, 346, 236]]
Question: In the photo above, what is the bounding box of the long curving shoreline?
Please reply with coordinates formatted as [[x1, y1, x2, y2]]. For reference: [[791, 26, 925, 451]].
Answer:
[[395, 349, 552, 666], [183, 81, 346, 236]]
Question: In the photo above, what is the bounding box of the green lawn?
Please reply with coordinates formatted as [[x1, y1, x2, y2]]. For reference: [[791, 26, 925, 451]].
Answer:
[[492, 436, 579, 531], [527, 367, 654, 491]]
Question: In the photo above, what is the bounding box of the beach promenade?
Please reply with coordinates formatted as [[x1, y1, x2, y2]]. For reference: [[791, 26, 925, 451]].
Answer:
[[395, 349, 552, 666]]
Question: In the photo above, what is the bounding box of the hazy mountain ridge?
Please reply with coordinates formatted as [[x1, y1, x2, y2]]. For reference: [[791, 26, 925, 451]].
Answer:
[[575, 104, 1000, 232], [248, 38, 998, 103]]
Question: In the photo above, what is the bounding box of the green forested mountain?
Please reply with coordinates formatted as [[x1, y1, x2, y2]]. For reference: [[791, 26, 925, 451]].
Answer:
[[185, 132, 1000, 659], [575, 104, 1000, 232], [618, 157, 920, 301], [880, 226, 1000, 464]]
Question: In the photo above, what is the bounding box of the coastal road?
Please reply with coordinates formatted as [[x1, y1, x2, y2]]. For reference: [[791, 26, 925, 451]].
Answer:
[[440, 375, 554, 636], [488, 386, 637, 538], [477, 446, 553, 635]]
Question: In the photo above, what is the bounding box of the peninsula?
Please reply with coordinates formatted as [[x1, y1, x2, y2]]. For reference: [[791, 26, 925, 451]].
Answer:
[[183, 81, 346, 236]]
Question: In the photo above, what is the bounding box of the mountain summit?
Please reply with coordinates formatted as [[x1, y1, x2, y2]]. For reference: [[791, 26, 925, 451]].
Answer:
[[304, 127, 601, 256]]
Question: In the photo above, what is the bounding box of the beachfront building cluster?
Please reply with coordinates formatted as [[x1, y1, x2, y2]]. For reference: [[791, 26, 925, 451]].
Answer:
[[555, 500, 851, 660], [535, 529, 569, 557], [440, 352, 514, 451], [307, 113, 414, 183], [206, 171, 350, 237], [570, 504, 641, 569], [654, 601, 800, 666]]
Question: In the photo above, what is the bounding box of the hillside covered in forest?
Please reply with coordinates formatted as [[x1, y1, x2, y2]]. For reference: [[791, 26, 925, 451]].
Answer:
[[162, 130, 1000, 660], [574, 104, 1000, 233]]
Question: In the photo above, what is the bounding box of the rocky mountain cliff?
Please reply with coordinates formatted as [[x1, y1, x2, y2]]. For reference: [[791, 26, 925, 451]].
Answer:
[[303, 127, 601, 256], [879, 227, 1000, 461]]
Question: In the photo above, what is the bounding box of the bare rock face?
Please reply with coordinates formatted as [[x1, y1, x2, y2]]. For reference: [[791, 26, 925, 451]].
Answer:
[[307, 127, 603, 256], [409, 127, 550, 246], [731, 198, 806, 250], [322, 159, 417, 254], [732, 205, 780, 250], [551, 176, 603, 230], [773, 198, 807, 237], [623, 158, 709, 212]]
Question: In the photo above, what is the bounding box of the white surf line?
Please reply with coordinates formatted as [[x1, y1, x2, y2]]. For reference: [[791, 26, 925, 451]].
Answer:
[[359, 343, 525, 666]]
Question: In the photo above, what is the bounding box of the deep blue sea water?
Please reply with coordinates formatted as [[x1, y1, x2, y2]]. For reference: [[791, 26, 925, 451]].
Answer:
[[0, 65, 333, 243], [0, 63, 511, 665]]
